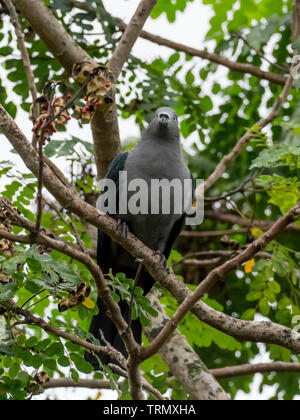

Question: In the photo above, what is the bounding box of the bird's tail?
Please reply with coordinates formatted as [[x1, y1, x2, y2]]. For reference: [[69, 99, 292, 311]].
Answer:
[[84, 297, 142, 369]]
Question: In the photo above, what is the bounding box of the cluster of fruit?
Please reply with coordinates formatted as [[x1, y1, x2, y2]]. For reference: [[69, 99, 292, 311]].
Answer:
[[31, 93, 72, 144], [72, 59, 114, 123], [30, 59, 115, 140]]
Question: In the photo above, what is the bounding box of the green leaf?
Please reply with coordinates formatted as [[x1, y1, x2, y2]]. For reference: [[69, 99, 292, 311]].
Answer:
[[57, 355, 70, 367], [0, 283, 17, 301], [8, 362, 20, 378], [71, 368, 79, 384], [241, 309, 256, 321], [43, 358, 57, 371], [44, 342, 64, 357], [246, 290, 262, 302], [268, 280, 281, 294], [259, 298, 270, 316], [51, 0, 71, 12], [69, 353, 94, 374], [0, 46, 13, 56]]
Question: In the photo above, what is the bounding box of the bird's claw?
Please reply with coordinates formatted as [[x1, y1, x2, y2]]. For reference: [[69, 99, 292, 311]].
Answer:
[[117, 219, 129, 239], [154, 250, 167, 269]]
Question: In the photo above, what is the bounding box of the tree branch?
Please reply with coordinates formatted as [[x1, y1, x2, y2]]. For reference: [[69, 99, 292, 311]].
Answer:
[[2, 108, 300, 360], [144, 293, 229, 400], [180, 228, 249, 238], [293, 0, 300, 41], [174, 250, 271, 266], [14, 0, 120, 179], [211, 362, 300, 380], [14, 0, 89, 73], [108, 363, 164, 400], [3, 0, 38, 109], [0, 198, 145, 400], [109, 0, 158, 80], [114, 19, 287, 86], [43, 362, 300, 390], [70, 0, 287, 86], [2, 201, 300, 370], [1, 300, 126, 367], [198, 65, 294, 194], [171, 287, 300, 356], [205, 209, 300, 234], [140, 200, 300, 361], [92, 0, 158, 179], [44, 378, 112, 390]]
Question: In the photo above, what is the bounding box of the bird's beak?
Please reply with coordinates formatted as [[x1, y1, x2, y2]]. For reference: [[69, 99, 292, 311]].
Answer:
[[159, 113, 169, 128]]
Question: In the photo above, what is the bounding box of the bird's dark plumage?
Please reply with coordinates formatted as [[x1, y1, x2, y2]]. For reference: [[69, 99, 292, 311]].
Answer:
[[85, 107, 194, 368]]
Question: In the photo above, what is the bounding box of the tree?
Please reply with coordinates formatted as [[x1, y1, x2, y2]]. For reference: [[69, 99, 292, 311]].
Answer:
[[0, 0, 300, 401]]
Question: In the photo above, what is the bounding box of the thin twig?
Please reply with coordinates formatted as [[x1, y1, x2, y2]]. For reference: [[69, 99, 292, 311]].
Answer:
[[67, 211, 87, 254], [3, 0, 38, 110], [211, 362, 300, 379], [2, 300, 126, 366], [108, 363, 164, 400], [114, 18, 286, 86], [198, 61, 295, 194], [34, 77, 92, 234], [233, 32, 289, 73]]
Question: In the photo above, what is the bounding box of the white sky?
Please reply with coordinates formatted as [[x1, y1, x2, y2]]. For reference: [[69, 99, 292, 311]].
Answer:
[[0, 0, 294, 401]]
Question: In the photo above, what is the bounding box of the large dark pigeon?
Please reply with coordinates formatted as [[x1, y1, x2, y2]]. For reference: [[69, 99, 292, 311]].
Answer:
[[86, 107, 194, 367]]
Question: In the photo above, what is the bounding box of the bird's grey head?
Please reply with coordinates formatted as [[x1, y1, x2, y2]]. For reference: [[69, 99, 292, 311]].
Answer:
[[146, 107, 179, 139]]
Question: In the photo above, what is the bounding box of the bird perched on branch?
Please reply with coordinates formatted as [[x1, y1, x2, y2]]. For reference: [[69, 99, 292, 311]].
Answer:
[[85, 107, 194, 368]]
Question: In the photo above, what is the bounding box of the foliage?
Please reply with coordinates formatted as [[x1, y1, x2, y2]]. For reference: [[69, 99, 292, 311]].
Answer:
[[0, 0, 300, 401]]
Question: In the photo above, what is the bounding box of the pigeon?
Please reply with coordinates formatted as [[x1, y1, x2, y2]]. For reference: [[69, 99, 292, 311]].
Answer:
[[85, 107, 194, 368]]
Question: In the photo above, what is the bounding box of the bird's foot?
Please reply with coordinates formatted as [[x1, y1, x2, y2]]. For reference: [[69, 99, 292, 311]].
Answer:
[[153, 250, 168, 269], [117, 219, 129, 239]]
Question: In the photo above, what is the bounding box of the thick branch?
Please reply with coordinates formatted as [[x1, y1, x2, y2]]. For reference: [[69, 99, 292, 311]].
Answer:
[[140, 200, 300, 360], [92, 0, 158, 179], [0, 199, 139, 364], [2, 107, 300, 359], [293, 0, 300, 41], [14, 0, 88, 73], [144, 293, 229, 400], [44, 378, 112, 390], [14, 0, 120, 179], [170, 288, 300, 356], [2, 205, 300, 364]]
